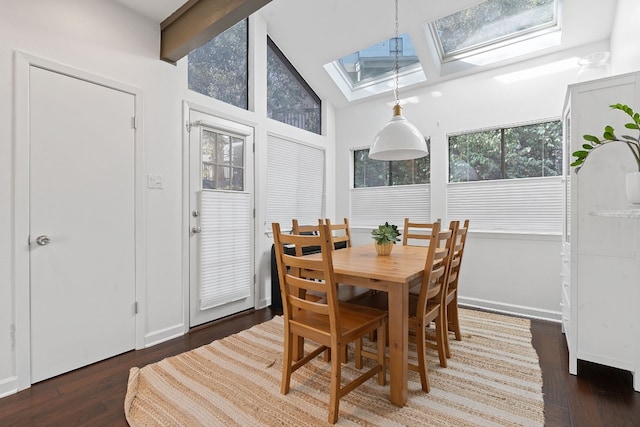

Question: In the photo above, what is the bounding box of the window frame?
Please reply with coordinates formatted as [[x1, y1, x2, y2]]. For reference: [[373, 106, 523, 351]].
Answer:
[[187, 18, 249, 110], [267, 36, 322, 134], [429, 0, 561, 63], [448, 119, 563, 183], [353, 143, 431, 189], [446, 117, 564, 234]]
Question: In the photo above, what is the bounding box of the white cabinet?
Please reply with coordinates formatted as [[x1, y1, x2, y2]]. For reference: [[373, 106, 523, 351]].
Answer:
[[563, 72, 640, 392]]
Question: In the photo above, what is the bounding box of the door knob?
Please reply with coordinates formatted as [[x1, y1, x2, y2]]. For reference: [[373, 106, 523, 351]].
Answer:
[[191, 226, 202, 234], [36, 235, 51, 246]]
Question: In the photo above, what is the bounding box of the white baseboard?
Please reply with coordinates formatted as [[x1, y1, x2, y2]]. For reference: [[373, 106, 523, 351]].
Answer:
[[459, 296, 561, 323], [0, 376, 18, 399], [144, 323, 185, 348]]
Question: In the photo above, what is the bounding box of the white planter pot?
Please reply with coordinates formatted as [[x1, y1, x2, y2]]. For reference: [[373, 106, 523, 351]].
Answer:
[[625, 172, 640, 204]]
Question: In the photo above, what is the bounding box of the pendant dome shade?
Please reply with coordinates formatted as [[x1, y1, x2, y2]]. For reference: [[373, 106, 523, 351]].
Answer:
[[369, 104, 428, 161]]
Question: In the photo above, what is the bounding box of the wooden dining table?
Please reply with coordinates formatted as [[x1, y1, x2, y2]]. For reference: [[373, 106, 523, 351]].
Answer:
[[306, 243, 432, 407]]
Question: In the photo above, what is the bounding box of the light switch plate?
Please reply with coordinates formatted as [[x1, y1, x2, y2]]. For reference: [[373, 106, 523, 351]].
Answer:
[[147, 174, 163, 189]]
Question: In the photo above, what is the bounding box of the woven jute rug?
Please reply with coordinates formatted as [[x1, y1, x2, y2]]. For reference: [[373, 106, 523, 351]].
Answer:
[[124, 308, 544, 426]]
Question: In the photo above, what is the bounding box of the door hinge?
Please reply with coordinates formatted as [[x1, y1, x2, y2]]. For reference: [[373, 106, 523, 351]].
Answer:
[[253, 208, 255, 219], [186, 121, 192, 133], [27, 234, 31, 247], [131, 116, 137, 129], [253, 274, 256, 284], [133, 301, 138, 314], [253, 142, 255, 153]]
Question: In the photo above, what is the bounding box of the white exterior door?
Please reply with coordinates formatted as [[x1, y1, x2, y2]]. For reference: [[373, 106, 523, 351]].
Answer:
[[29, 66, 136, 383], [189, 110, 255, 327]]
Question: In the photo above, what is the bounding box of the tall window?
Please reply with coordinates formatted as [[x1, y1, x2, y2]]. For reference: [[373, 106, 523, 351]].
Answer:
[[351, 147, 431, 227], [266, 134, 325, 227], [188, 19, 248, 109], [447, 120, 564, 234], [354, 146, 430, 188], [449, 120, 562, 182], [267, 37, 321, 134]]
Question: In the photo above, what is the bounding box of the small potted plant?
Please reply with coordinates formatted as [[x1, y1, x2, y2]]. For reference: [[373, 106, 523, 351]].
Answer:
[[371, 222, 401, 255], [571, 103, 640, 203]]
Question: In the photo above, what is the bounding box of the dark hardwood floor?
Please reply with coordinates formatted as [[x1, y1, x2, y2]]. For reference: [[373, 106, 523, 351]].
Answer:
[[1, 308, 639, 426]]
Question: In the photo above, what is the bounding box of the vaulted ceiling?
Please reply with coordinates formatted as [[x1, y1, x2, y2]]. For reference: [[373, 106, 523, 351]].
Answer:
[[113, 0, 617, 109]]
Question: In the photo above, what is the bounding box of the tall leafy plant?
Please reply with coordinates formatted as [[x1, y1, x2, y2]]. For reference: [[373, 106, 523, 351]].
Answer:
[[571, 104, 640, 173]]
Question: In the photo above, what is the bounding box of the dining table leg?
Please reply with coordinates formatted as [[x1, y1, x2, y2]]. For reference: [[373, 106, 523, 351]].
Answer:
[[387, 281, 409, 406]]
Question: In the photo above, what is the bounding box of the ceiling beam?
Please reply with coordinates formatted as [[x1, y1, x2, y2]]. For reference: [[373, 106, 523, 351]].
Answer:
[[160, 0, 272, 64]]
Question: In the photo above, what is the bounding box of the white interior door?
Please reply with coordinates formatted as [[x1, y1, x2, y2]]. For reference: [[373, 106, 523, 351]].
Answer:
[[29, 66, 136, 383], [189, 110, 255, 327]]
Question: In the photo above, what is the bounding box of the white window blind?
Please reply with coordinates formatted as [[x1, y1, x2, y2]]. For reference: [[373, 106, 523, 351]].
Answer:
[[199, 190, 252, 310], [350, 184, 431, 227], [266, 133, 326, 229], [447, 176, 563, 233]]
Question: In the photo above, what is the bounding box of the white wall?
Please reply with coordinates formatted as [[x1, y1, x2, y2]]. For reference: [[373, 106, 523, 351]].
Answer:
[[335, 43, 613, 321], [610, 0, 640, 74], [0, 0, 335, 397]]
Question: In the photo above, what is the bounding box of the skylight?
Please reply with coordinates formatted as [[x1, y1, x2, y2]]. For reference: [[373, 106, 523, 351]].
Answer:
[[337, 33, 419, 87], [325, 33, 426, 102], [430, 0, 560, 62]]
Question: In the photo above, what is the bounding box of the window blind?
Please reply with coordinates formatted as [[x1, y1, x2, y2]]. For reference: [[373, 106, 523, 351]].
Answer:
[[199, 190, 252, 310], [350, 184, 431, 227], [266, 133, 325, 229], [447, 176, 563, 233]]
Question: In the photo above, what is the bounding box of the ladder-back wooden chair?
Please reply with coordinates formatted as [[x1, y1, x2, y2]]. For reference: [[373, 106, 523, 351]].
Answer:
[[443, 219, 469, 358], [272, 222, 388, 424], [402, 218, 441, 246], [355, 221, 456, 392], [324, 217, 352, 249], [405, 220, 460, 365]]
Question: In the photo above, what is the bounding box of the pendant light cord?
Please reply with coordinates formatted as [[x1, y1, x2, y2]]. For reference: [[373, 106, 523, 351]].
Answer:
[[394, 0, 399, 106]]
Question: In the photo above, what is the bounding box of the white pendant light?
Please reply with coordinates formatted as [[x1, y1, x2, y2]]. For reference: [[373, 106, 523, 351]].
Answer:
[[369, 0, 428, 161]]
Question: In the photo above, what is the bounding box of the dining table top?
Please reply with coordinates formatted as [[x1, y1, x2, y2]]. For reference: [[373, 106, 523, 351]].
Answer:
[[308, 243, 433, 284]]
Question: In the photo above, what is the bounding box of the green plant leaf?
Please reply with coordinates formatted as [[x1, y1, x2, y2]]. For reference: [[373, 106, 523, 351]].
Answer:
[[583, 134, 600, 144], [572, 150, 588, 158], [570, 159, 583, 167], [625, 123, 639, 130], [581, 144, 593, 150]]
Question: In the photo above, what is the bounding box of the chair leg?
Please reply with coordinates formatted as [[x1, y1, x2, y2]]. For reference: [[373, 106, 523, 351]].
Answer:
[[324, 346, 348, 363], [281, 331, 293, 395], [328, 346, 342, 424], [415, 321, 430, 393], [449, 297, 462, 341], [435, 315, 447, 368], [444, 311, 452, 359], [376, 323, 386, 386], [355, 339, 363, 369]]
